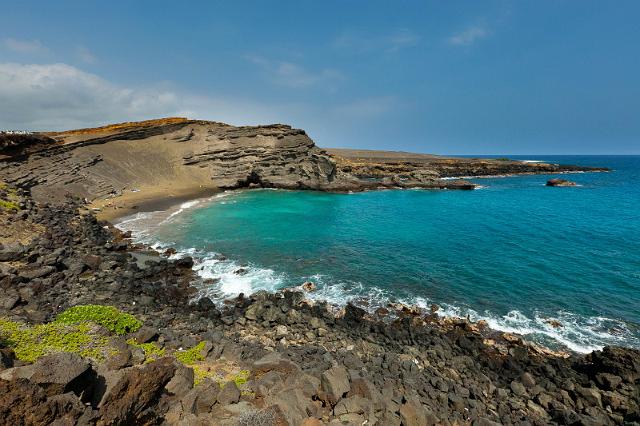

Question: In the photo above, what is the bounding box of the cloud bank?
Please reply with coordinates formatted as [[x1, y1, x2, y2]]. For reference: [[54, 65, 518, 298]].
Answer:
[[0, 62, 295, 131]]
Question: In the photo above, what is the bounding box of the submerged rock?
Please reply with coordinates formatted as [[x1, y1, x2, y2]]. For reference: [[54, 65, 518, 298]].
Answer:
[[546, 178, 577, 186]]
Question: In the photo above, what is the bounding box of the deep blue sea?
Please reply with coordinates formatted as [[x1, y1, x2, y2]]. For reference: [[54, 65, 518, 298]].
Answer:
[[118, 156, 640, 353]]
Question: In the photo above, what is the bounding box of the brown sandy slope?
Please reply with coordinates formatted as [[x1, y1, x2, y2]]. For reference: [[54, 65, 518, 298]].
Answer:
[[0, 118, 606, 220]]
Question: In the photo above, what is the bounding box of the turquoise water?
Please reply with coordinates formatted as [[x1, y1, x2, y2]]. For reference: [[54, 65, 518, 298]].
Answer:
[[119, 156, 640, 353]]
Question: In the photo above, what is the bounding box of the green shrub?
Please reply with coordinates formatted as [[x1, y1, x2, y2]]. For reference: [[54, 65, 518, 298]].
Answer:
[[126, 338, 165, 362], [0, 318, 112, 363], [55, 305, 142, 335], [175, 341, 206, 365], [0, 199, 19, 211]]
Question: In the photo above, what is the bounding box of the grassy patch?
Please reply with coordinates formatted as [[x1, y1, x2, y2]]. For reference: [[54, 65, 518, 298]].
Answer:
[[191, 366, 251, 388], [0, 318, 114, 363], [127, 338, 165, 363], [0, 199, 19, 211], [175, 341, 206, 365], [55, 305, 142, 335], [229, 369, 251, 387]]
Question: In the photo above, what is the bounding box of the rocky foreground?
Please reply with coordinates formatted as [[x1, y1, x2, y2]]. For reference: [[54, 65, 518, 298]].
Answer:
[[1, 182, 639, 425]]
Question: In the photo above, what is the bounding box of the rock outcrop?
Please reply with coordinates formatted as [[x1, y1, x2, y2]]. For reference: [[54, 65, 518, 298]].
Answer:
[[0, 119, 345, 204], [547, 178, 578, 187], [0, 118, 606, 212]]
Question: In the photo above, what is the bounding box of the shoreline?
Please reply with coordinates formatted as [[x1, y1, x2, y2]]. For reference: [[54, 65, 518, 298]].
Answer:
[[96, 166, 609, 222], [1, 181, 639, 424], [91, 185, 223, 222], [111, 183, 637, 356]]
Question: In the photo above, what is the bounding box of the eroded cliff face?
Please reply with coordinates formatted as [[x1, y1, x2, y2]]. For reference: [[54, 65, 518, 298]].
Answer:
[[0, 119, 340, 204], [0, 118, 606, 207]]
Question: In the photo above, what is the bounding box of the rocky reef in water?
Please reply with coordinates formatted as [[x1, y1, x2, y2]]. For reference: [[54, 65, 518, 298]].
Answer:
[[0, 182, 638, 425]]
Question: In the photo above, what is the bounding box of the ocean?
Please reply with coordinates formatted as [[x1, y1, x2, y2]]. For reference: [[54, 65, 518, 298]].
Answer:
[[117, 155, 640, 353]]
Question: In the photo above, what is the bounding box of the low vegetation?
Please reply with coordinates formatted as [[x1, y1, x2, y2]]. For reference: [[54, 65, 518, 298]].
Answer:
[[127, 338, 166, 362], [48, 117, 189, 136], [0, 318, 114, 363], [54, 304, 142, 335], [0, 304, 254, 392], [0, 199, 19, 211], [0, 181, 19, 211]]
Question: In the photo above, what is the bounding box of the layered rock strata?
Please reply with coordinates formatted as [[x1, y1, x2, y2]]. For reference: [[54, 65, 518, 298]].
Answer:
[[1, 118, 606, 209]]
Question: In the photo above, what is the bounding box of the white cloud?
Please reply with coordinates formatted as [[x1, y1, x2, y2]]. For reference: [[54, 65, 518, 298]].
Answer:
[[76, 46, 97, 63], [0, 62, 296, 131], [447, 25, 489, 46], [245, 55, 343, 89], [333, 29, 420, 54], [3, 38, 48, 54]]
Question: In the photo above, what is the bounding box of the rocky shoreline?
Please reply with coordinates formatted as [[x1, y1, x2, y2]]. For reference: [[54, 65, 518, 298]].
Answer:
[[1, 182, 639, 425]]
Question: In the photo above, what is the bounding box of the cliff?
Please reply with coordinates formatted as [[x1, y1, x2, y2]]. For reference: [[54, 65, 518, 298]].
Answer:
[[0, 118, 606, 217]]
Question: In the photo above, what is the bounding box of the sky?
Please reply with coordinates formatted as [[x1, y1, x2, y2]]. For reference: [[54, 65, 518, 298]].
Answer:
[[1, 1, 638, 154]]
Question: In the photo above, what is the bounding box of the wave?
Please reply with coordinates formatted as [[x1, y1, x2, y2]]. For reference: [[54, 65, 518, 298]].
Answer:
[[159, 245, 638, 354], [115, 193, 639, 355], [162, 199, 202, 222], [404, 297, 636, 353]]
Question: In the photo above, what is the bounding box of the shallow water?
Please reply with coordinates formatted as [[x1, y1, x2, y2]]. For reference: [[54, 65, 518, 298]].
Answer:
[[117, 156, 640, 353]]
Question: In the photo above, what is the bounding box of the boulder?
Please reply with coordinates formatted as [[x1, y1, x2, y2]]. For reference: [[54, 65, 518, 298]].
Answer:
[[595, 372, 622, 390], [348, 377, 381, 406], [0, 348, 15, 370], [0, 364, 36, 381], [275, 325, 288, 337], [105, 342, 133, 370], [342, 303, 367, 325], [265, 387, 317, 426], [182, 378, 220, 415], [301, 281, 316, 292], [83, 254, 102, 270], [0, 378, 94, 425], [131, 325, 159, 343], [216, 381, 241, 405], [521, 372, 536, 388], [576, 386, 602, 407], [253, 352, 300, 376], [0, 242, 25, 261], [98, 357, 177, 425], [321, 365, 350, 405], [18, 265, 55, 280], [165, 362, 194, 397], [175, 256, 194, 268], [510, 380, 527, 397], [399, 397, 438, 426], [546, 178, 577, 187], [29, 352, 94, 397]]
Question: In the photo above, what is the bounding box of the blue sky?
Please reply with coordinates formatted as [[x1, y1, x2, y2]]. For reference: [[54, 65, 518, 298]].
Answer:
[[1, 1, 638, 154]]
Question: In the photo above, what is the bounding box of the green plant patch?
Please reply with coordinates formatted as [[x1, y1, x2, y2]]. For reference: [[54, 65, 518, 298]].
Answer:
[[230, 369, 251, 387], [0, 199, 19, 211], [175, 341, 206, 365], [193, 365, 212, 386], [127, 338, 165, 363], [55, 305, 142, 335], [0, 318, 114, 363]]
